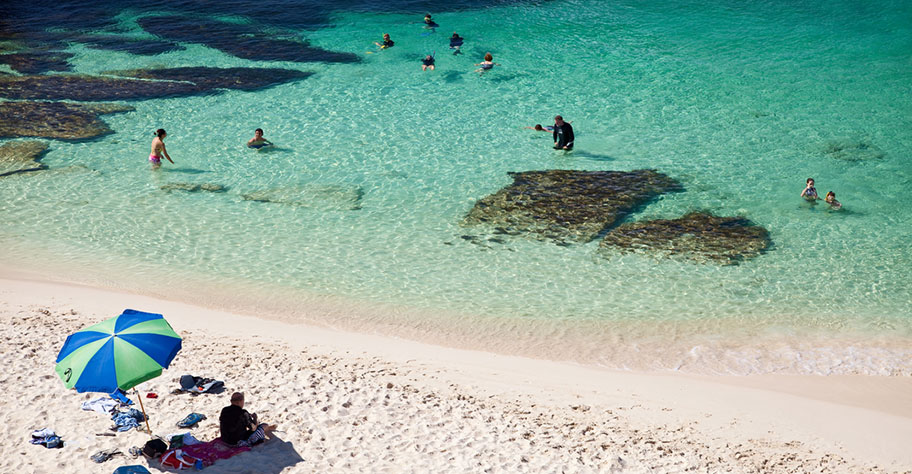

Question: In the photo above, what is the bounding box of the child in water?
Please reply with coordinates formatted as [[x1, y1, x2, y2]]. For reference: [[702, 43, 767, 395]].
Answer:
[[247, 128, 273, 149], [800, 178, 818, 201], [475, 53, 500, 74], [424, 14, 438, 28], [374, 34, 394, 49], [149, 128, 174, 169], [825, 191, 842, 209]]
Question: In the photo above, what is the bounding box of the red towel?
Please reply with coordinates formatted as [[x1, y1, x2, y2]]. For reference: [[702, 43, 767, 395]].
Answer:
[[180, 438, 250, 466]]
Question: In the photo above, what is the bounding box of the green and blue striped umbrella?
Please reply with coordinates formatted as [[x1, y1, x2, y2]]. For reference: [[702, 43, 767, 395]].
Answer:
[[55, 309, 182, 393]]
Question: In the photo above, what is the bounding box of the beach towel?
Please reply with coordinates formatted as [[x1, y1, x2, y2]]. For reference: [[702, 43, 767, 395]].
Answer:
[[160, 449, 202, 470], [113, 466, 151, 474], [176, 413, 207, 429], [180, 438, 250, 467], [111, 408, 146, 432], [167, 432, 203, 450], [82, 397, 120, 415], [176, 375, 225, 395]]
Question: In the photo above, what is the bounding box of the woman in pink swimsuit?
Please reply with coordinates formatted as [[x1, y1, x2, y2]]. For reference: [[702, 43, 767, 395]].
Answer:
[[150, 129, 175, 168]]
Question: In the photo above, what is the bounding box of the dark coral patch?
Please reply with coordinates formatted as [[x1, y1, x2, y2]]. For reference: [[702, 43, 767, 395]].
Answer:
[[0, 67, 311, 101], [463, 169, 682, 243], [76, 35, 184, 56], [0, 140, 50, 177], [138, 16, 359, 64], [599, 212, 770, 265], [0, 101, 133, 140], [0, 51, 74, 74]]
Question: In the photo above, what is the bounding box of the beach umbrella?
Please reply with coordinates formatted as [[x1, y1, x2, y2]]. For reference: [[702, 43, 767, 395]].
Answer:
[[55, 309, 182, 433]]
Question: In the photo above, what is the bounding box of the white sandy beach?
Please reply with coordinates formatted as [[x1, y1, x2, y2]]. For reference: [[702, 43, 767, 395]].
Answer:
[[1, 275, 911, 473]]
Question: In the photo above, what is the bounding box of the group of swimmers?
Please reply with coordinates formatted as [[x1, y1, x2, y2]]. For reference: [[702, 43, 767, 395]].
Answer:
[[372, 14, 497, 74], [801, 178, 842, 209]]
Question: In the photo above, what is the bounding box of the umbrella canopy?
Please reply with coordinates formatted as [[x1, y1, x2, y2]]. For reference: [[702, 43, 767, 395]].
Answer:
[[55, 309, 182, 393]]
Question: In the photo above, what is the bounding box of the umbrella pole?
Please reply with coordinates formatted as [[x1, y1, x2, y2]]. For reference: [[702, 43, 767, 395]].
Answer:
[[134, 388, 152, 437]]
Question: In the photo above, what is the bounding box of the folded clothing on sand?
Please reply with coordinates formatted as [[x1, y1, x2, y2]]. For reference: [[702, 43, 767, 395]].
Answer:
[[111, 408, 147, 432], [176, 375, 225, 395], [30, 428, 62, 449], [177, 413, 207, 429], [90, 448, 121, 463]]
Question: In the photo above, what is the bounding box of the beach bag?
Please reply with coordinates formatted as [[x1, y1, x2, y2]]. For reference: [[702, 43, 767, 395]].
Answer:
[[141, 439, 167, 458]]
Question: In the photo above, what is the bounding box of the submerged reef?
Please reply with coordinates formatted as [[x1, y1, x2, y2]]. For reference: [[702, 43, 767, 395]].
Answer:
[[599, 212, 770, 265], [139, 16, 359, 64], [821, 139, 885, 162], [160, 183, 228, 193], [0, 67, 312, 101], [0, 101, 133, 140], [463, 169, 682, 243], [76, 35, 183, 56], [242, 184, 364, 210], [0, 51, 73, 74], [0, 140, 49, 177]]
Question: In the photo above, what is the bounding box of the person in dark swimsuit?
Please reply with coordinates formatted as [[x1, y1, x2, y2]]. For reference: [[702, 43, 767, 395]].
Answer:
[[421, 54, 435, 71], [220, 392, 277, 447], [424, 14, 439, 28], [801, 178, 819, 201], [374, 33, 394, 49], [552, 115, 574, 150], [449, 33, 464, 55], [475, 52, 500, 73]]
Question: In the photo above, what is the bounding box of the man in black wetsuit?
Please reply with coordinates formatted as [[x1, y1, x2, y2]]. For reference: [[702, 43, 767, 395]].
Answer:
[[553, 115, 574, 150]]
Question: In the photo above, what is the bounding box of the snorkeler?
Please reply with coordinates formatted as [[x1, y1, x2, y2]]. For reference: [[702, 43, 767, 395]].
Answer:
[[449, 33, 464, 55], [424, 14, 439, 28], [149, 128, 174, 168], [474, 53, 500, 73], [525, 124, 554, 132], [374, 33, 394, 49], [825, 191, 842, 209], [421, 54, 436, 71], [552, 115, 574, 150], [247, 128, 273, 149], [801, 178, 819, 201]]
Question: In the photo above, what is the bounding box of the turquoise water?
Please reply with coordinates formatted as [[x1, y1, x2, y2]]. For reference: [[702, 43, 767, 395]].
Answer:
[[2, 0, 911, 373]]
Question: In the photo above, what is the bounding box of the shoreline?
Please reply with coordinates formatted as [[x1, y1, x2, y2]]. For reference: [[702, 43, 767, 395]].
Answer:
[[1, 275, 911, 471], [2, 257, 911, 378]]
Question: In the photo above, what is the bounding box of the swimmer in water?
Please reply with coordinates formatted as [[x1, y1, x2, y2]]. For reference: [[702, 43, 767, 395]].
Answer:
[[149, 128, 174, 169], [801, 178, 819, 201], [374, 33, 394, 49], [424, 14, 439, 28], [525, 124, 554, 132], [824, 191, 842, 209], [474, 53, 500, 74], [421, 54, 435, 71], [247, 128, 273, 149], [449, 33, 464, 55]]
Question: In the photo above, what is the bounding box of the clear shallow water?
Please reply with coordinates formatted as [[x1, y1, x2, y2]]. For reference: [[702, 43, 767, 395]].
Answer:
[[2, 0, 911, 374]]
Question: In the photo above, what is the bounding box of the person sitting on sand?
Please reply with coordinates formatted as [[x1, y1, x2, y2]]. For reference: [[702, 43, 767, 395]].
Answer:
[[475, 53, 500, 73], [800, 178, 819, 201], [449, 33, 464, 55], [247, 128, 272, 149], [421, 54, 436, 71], [220, 392, 277, 447], [149, 129, 174, 169], [375, 33, 394, 49], [824, 191, 841, 209]]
